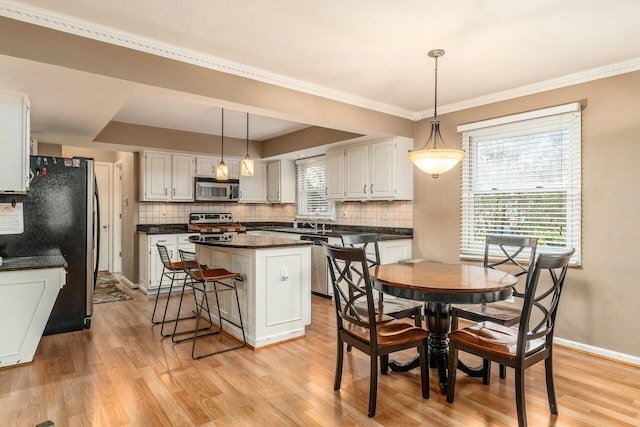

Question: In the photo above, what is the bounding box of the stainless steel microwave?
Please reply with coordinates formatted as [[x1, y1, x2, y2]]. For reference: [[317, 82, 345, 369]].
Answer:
[[194, 178, 240, 201]]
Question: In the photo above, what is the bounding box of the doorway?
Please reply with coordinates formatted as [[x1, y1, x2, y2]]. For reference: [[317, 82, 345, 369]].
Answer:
[[95, 162, 112, 272]]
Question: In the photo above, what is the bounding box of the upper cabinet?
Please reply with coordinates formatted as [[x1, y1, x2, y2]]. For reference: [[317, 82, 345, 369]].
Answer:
[[239, 161, 267, 203], [267, 160, 295, 203], [0, 91, 30, 194], [195, 156, 239, 179], [326, 137, 413, 201], [140, 151, 195, 202]]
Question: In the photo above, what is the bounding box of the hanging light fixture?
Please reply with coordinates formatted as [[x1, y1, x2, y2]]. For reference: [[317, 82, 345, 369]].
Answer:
[[241, 112, 254, 176], [216, 108, 229, 180], [407, 49, 465, 178]]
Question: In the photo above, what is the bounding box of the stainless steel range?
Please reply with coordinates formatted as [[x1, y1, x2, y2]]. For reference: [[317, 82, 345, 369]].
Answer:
[[187, 213, 246, 242]]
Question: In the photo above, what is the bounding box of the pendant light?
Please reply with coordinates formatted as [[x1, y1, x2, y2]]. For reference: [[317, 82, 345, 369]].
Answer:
[[241, 112, 254, 176], [407, 49, 465, 178], [216, 108, 229, 180]]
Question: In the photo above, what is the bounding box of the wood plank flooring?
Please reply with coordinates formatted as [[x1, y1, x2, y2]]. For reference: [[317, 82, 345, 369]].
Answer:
[[1, 287, 639, 426]]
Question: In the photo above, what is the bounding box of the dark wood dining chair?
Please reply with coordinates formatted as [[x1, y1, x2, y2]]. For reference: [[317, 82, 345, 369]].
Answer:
[[446, 249, 574, 427], [323, 243, 430, 418], [450, 234, 538, 382], [341, 234, 423, 327]]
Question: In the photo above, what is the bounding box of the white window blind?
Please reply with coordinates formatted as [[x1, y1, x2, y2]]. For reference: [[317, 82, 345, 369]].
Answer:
[[296, 156, 335, 219], [460, 103, 582, 265]]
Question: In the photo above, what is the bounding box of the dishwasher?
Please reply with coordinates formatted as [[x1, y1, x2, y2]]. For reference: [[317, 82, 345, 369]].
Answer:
[[300, 234, 331, 298]]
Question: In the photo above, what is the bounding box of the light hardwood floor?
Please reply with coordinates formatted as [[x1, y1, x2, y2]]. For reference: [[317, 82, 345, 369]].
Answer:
[[1, 287, 639, 426]]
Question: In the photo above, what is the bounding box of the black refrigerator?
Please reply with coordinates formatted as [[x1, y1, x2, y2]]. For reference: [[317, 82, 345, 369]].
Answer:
[[0, 156, 98, 335]]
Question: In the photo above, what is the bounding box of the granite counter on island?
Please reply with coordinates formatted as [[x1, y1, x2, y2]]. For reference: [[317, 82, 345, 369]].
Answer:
[[191, 234, 312, 349]]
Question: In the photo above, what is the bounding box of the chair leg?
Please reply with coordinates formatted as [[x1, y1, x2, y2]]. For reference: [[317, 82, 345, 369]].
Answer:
[[446, 345, 459, 403], [482, 359, 492, 385], [419, 340, 429, 399], [151, 267, 167, 324], [334, 339, 344, 391], [500, 364, 507, 379], [545, 353, 558, 415], [515, 366, 528, 427], [450, 313, 458, 332], [368, 354, 378, 418], [380, 355, 389, 375]]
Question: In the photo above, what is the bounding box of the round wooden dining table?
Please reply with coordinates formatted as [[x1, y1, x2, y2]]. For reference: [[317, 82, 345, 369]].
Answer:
[[370, 261, 518, 393]]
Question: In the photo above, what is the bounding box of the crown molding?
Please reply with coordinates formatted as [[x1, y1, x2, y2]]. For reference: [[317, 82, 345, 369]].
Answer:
[[416, 56, 640, 121], [2, 0, 639, 124], [0, 0, 416, 120]]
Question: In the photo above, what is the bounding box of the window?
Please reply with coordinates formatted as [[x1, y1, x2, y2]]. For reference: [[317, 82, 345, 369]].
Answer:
[[459, 103, 582, 265], [296, 156, 335, 219]]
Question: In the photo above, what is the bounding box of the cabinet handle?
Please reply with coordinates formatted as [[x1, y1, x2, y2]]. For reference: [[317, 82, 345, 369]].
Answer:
[[277, 190, 280, 198], [363, 184, 366, 194], [370, 184, 373, 194], [173, 188, 176, 196], [164, 188, 168, 196], [325, 187, 328, 196]]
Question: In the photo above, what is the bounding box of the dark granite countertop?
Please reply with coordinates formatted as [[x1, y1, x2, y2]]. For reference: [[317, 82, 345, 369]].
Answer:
[[137, 224, 189, 234], [0, 254, 68, 272], [189, 234, 312, 249], [138, 222, 412, 240]]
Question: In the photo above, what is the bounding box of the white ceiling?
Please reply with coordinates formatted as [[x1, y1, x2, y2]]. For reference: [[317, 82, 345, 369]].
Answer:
[[1, 0, 640, 149]]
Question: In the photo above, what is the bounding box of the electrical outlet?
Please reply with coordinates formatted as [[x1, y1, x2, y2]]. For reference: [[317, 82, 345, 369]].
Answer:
[[383, 212, 389, 220], [280, 266, 289, 281], [343, 211, 348, 218]]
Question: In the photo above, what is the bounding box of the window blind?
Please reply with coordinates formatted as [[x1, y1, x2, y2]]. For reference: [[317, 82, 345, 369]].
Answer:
[[460, 104, 582, 265], [296, 156, 335, 219]]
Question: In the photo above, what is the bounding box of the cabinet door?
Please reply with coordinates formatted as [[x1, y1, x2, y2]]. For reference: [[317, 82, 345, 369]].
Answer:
[[325, 148, 345, 199], [369, 139, 396, 199], [239, 161, 267, 203], [143, 152, 171, 201], [0, 92, 30, 193], [267, 161, 280, 202], [345, 144, 369, 199], [195, 156, 218, 177], [171, 155, 195, 201], [227, 160, 240, 180]]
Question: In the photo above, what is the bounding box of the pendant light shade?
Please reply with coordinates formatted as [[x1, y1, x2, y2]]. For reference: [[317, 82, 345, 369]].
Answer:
[[241, 112, 254, 176], [216, 108, 229, 180], [407, 49, 465, 178]]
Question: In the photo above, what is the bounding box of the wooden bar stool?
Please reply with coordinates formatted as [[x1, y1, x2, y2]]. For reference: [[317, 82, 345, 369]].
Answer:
[[173, 249, 247, 359]]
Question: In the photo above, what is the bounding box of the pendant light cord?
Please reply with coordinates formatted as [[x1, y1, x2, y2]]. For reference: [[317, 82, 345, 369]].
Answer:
[[246, 112, 249, 155], [221, 108, 224, 162], [433, 55, 439, 120]]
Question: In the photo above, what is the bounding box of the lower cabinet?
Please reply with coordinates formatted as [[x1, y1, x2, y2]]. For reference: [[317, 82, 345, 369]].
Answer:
[[138, 233, 196, 294]]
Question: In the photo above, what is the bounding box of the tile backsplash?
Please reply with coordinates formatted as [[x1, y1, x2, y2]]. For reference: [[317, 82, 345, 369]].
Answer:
[[138, 200, 413, 228]]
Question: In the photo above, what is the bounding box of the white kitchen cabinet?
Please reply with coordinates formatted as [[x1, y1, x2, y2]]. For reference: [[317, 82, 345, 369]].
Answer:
[[267, 160, 295, 203], [0, 267, 66, 368], [325, 148, 345, 199], [239, 161, 267, 203], [172, 154, 195, 201], [0, 91, 30, 194], [195, 156, 217, 177], [196, 156, 239, 180], [140, 151, 195, 202], [327, 137, 413, 201], [138, 233, 196, 294]]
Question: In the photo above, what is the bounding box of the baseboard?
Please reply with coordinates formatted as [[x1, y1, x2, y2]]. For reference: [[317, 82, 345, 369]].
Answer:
[[554, 337, 640, 367], [120, 276, 138, 289]]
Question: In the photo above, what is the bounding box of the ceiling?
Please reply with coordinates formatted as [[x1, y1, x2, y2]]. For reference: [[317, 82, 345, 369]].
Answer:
[[1, 0, 640, 152]]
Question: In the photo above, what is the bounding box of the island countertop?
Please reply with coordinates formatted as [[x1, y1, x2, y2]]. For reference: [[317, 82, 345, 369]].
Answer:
[[189, 234, 313, 249]]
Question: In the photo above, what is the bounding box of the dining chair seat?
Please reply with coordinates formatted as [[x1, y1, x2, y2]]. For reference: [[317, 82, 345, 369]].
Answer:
[[454, 321, 546, 359]]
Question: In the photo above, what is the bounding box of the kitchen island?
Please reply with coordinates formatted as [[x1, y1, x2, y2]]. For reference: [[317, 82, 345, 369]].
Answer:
[[190, 234, 312, 349]]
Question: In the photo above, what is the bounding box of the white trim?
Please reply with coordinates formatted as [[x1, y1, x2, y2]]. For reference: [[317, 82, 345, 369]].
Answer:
[[419, 57, 640, 120], [554, 337, 640, 367], [2, 0, 640, 122], [0, 0, 415, 120], [457, 102, 582, 132]]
